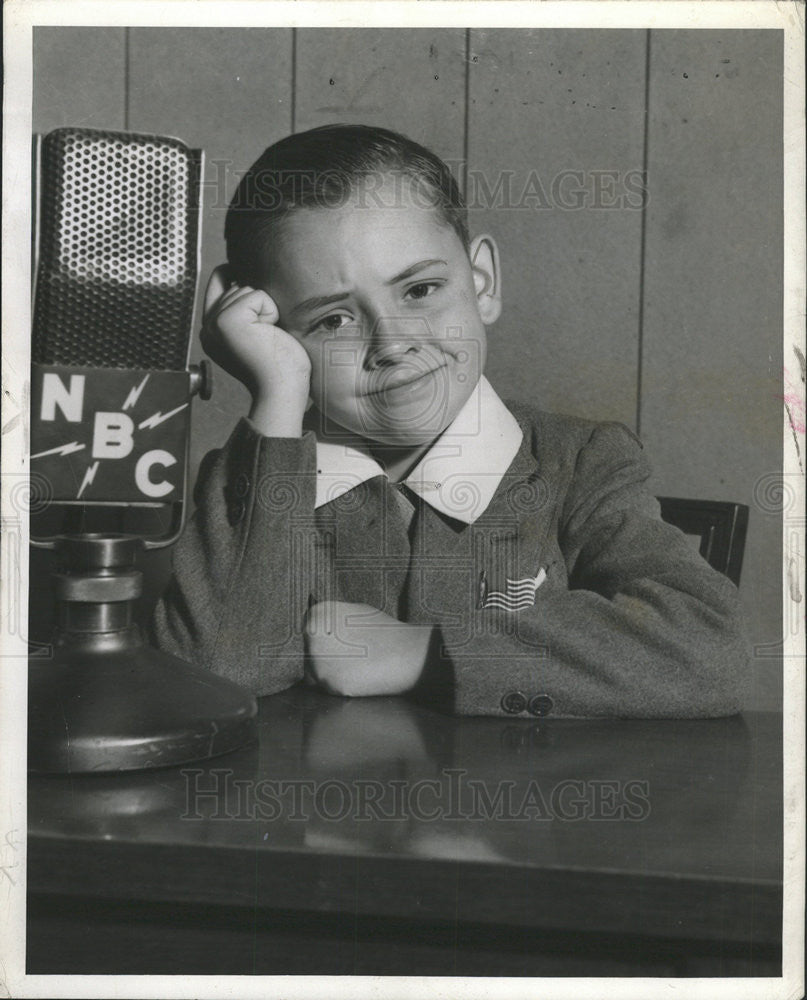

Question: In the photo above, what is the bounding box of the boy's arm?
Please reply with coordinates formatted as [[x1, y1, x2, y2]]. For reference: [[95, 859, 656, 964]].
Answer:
[[435, 423, 751, 718], [150, 266, 317, 694], [149, 418, 317, 695]]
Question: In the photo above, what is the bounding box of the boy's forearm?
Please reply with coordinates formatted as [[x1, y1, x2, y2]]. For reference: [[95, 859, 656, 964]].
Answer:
[[150, 417, 318, 695], [436, 576, 750, 719]]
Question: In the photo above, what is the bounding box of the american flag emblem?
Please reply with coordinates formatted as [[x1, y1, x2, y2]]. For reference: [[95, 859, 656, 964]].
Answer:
[[479, 568, 547, 611]]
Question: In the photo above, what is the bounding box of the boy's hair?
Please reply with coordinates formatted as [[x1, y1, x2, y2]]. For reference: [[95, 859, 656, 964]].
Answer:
[[225, 123, 469, 287]]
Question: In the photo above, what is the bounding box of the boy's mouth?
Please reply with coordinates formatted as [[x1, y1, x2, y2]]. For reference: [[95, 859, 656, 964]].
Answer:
[[367, 363, 448, 394]]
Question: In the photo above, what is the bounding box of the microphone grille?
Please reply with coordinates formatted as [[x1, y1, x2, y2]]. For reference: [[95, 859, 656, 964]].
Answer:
[[33, 128, 202, 370]]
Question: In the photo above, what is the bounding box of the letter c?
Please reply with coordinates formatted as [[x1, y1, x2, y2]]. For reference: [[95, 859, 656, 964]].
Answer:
[[135, 449, 176, 497]]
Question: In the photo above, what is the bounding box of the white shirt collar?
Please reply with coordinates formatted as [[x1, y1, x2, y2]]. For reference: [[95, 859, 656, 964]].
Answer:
[[312, 377, 524, 524]]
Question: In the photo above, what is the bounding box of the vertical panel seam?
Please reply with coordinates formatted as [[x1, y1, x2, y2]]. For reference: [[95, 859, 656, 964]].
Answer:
[[124, 27, 130, 131], [636, 28, 652, 438], [290, 28, 297, 133], [463, 28, 471, 197]]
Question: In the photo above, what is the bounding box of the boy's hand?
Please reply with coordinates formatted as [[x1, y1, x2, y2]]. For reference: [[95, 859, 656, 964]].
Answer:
[[201, 265, 311, 436], [304, 601, 434, 697]]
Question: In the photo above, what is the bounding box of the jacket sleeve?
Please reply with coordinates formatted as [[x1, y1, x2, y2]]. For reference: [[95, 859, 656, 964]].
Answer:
[[434, 423, 752, 719], [149, 417, 317, 696]]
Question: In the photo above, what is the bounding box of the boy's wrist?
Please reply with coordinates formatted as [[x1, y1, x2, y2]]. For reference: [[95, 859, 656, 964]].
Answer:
[[248, 381, 309, 438]]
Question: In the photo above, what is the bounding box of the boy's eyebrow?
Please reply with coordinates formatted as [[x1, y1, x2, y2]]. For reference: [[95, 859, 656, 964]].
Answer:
[[289, 291, 350, 319], [289, 259, 449, 319], [386, 259, 448, 285]]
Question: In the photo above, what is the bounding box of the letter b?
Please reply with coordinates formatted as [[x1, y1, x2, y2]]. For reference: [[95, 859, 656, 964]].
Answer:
[[92, 412, 134, 458]]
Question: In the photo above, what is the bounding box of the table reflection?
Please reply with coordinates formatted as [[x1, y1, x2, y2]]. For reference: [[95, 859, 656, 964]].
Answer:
[[30, 685, 774, 882]]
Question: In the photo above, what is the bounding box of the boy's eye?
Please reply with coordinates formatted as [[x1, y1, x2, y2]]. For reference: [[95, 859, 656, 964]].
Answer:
[[405, 281, 442, 301], [310, 314, 353, 334]]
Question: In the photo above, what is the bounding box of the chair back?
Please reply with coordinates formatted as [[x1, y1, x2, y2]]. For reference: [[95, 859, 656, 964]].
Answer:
[[658, 497, 749, 587]]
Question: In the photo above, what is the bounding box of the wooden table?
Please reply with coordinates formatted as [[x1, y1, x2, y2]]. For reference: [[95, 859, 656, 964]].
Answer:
[[27, 687, 782, 977]]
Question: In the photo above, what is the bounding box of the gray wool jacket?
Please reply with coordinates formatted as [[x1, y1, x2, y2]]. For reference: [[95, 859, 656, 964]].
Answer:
[[150, 402, 751, 718]]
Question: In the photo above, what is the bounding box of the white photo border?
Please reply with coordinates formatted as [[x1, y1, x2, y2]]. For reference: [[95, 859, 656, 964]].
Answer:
[[2, 2, 804, 999]]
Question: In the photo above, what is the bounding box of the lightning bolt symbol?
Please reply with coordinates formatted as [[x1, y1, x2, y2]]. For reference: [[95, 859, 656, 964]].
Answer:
[[31, 441, 86, 459], [138, 403, 188, 431], [122, 374, 150, 411], [77, 461, 100, 499]]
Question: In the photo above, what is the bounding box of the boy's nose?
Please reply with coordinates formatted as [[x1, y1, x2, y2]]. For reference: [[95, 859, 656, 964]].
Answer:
[[364, 315, 430, 369]]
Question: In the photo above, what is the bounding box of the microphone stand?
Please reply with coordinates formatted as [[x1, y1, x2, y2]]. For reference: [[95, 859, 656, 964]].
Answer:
[[28, 363, 259, 774]]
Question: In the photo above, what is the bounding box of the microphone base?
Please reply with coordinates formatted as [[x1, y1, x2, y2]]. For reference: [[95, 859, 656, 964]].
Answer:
[[28, 634, 258, 774]]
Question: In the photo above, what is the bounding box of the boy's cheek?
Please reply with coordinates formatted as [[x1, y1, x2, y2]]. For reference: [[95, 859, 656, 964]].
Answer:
[[307, 372, 361, 426], [303, 347, 342, 401], [432, 303, 488, 350]]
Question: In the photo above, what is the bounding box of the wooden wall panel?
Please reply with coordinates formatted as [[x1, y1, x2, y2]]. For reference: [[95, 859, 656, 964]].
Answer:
[[640, 30, 783, 709], [466, 29, 647, 426], [294, 28, 467, 167], [127, 28, 293, 467], [33, 27, 126, 133]]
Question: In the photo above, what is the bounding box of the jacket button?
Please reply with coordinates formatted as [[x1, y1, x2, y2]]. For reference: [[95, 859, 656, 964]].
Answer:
[[234, 472, 250, 498], [229, 500, 245, 525], [528, 694, 554, 717], [501, 690, 527, 714]]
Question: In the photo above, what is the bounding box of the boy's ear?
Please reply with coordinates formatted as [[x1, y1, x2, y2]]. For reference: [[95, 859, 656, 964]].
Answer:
[[468, 235, 501, 325]]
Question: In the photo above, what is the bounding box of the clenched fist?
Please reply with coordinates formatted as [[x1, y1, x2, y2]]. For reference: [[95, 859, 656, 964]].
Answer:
[[201, 265, 312, 437], [304, 600, 434, 697]]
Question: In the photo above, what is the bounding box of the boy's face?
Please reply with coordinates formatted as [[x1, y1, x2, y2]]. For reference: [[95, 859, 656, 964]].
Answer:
[[258, 174, 501, 447]]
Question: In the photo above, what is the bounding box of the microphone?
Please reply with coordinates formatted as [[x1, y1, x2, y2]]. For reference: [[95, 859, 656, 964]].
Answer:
[[28, 127, 257, 773]]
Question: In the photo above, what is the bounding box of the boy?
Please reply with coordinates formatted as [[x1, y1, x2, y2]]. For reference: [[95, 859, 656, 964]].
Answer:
[[151, 124, 750, 718]]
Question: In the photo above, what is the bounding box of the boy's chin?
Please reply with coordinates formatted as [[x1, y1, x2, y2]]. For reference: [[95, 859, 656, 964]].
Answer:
[[354, 413, 456, 449], [339, 426, 445, 451], [313, 410, 451, 449], [365, 430, 445, 451]]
